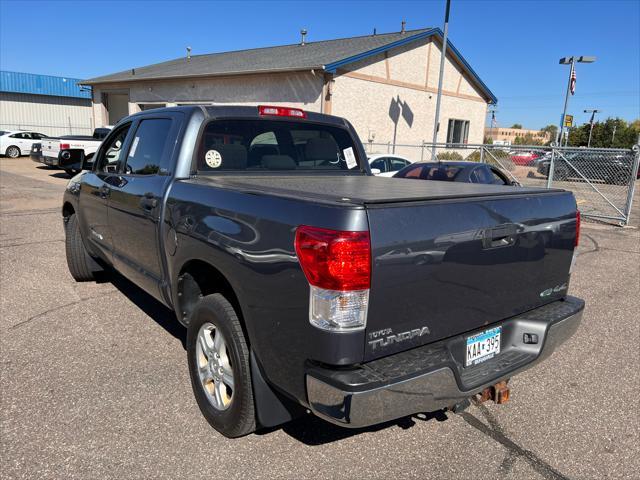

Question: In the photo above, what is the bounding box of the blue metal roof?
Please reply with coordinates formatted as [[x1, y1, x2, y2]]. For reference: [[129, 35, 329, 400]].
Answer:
[[0, 71, 91, 99]]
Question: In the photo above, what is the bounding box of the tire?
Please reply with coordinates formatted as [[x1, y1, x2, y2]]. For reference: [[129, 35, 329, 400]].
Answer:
[[5, 146, 21, 158], [64, 213, 96, 282], [187, 294, 256, 438]]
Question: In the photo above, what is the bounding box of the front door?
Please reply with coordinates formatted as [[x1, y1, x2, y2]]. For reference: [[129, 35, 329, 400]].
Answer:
[[107, 115, 179, 300], [78, 122, 133, 263]]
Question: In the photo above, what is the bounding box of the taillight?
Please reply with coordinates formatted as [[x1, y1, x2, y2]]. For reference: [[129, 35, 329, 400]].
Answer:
[[295, 225, 370, 332], [59, 143, 70, 150], [258, 105, 306, 119], [575, 210, 581, 247]]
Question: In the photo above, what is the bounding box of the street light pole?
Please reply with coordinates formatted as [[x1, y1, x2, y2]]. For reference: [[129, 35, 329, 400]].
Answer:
[[556, 55, 596, 145], [557, 57, 575, 145], [584, 109, 600, 148], [431, 0, 451, 160]]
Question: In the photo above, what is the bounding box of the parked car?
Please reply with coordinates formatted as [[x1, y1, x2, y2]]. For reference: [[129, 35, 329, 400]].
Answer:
[[394, 161, 519, 186], [1, 130, 49, 158], [537, 152, 634, 185], [510, 150, 541, 166], [38, 127, 112, 176], [62, 105, 583, 438], [368, 153, 414, 177]]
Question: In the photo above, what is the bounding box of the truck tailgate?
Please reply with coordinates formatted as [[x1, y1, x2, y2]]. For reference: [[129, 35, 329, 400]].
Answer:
[[365, 190, 577, 361], [41, 138, 60, 158]]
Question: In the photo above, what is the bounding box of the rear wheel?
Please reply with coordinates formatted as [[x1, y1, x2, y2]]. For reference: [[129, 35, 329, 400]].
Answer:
[[64, 213, 97, 281], [5, 146, 20, 158], [187, 293, 256, 438]]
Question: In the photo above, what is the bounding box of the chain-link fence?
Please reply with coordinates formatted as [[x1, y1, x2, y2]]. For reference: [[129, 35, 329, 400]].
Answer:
[[364, 141, 640, 226]]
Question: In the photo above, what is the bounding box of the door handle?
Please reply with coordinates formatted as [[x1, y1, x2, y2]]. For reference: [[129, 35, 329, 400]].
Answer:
[[140, 192, 158, 210], [99, 185, 111, 198]]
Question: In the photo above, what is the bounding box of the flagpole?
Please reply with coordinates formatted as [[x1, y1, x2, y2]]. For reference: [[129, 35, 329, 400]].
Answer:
[[557, 57, 575, 145]]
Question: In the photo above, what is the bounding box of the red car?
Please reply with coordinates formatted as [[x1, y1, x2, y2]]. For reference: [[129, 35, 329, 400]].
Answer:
[[510, 151, 541, 166]]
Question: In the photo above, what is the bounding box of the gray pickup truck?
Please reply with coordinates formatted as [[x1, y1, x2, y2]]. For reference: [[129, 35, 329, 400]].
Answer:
[[62, 105, 584, 438]]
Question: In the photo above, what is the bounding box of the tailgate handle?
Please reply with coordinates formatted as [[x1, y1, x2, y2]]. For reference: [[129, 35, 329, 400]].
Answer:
[[483, 224, 519, 249]]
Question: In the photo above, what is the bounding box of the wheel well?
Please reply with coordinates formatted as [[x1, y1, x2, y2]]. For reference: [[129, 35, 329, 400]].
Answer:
[[176, 260, 243, 328], [62, 202, 75, 218]]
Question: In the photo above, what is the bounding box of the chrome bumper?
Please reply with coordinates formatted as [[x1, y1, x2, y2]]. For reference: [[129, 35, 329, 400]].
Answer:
[[306, 296, 584, 428]]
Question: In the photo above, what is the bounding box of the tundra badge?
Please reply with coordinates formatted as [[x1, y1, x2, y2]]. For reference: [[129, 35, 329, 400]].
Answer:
[[368, 326, 431, 350]]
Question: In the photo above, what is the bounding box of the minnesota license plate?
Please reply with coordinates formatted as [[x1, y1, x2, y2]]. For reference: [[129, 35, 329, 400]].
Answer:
[[465, 326, 501, 367]]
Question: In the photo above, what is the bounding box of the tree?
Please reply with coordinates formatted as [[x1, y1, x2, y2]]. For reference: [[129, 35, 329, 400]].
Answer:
[[483, 136, 493, 144], [567, 117, 639, 148], [510, 123, 523, 129], [540, 125, 558, 145]]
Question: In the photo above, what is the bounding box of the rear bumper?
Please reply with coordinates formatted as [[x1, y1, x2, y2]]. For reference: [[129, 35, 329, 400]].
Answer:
[[306, 296, 584, 428]]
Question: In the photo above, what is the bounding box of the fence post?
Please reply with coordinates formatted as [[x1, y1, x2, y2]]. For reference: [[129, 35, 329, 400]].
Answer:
[[480, 146, 485, 164], [622, 142, 640, 226], [546, 148, 556, 188], [421, 142, 425, 161]]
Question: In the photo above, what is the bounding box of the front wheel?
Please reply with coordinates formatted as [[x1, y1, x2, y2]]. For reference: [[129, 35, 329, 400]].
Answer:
[[187, 293, 256, 438], [64, 213, 97, 281], [5, 146, 20, 158]]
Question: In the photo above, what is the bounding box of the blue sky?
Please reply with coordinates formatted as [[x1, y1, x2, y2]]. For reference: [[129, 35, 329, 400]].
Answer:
[[1, 0, 638, 130]]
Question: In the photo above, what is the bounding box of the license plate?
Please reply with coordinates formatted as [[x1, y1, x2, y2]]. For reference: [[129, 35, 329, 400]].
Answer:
[[465, 326, 501, 367]]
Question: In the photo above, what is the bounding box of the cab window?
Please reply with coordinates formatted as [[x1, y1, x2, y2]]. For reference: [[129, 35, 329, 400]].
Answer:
[[97, 124, 131, 173], [122, 119, 173, 175]]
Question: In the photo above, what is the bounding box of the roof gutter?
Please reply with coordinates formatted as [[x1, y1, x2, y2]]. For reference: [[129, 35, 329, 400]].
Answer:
[[80, 65, 324, 86]]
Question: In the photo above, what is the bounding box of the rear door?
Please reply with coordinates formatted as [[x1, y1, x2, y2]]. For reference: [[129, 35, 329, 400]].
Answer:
[[364, 191, 578, 361], [107, 113, 181, 299]]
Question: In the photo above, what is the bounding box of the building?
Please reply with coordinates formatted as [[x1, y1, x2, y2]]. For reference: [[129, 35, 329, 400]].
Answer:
[[83, 28, 496, 147], [0, 71, 93, 136], [485, 127, 550, 145]]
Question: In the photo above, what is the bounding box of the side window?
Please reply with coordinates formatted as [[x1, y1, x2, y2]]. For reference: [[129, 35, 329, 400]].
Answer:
[[489, 167, 508, 185], [370, 158, 388, 172], [10, 133, 26, 139], [97, 124, 131, 173], [123, 119, 172, 175], [470, 166, 492, 184], [389, 158, 408, 171]]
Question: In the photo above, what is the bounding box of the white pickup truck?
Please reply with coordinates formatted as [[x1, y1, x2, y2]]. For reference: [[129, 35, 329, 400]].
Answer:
[[37, 127, 111, 175]]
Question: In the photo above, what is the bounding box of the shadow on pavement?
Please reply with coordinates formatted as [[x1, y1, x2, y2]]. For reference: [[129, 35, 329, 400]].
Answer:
[[102, 270, 187, 349], [270, 409, 449, 445]]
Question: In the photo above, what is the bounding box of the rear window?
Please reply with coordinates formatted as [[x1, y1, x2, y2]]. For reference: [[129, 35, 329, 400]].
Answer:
[[397, 163, 463, 181], [196, 119, 361, 172]]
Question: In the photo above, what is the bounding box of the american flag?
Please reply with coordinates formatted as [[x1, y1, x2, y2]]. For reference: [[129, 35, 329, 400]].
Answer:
[[570, 67, 576, 95]]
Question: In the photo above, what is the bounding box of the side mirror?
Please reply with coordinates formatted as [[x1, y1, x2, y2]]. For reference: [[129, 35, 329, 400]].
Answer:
[[81, 152, 94, 171], [370, 168, 381, 175]]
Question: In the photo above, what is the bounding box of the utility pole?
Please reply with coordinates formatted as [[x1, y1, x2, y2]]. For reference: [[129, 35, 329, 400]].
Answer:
[[488, 108, 498, 140], [431, 0, 451, 160], [584, 109, 600, 148], [611, 124, 617, 146]]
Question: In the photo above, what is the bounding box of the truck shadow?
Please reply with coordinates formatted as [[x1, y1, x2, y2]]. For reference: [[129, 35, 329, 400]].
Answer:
[[101, 270, 187, 348], [272, 409, 449, 445]]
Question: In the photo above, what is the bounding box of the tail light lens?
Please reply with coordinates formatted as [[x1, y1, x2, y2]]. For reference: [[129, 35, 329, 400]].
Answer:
[[295, 226, 370, 332], [575, 210, 581, 247], [59, 143, 70, 150]]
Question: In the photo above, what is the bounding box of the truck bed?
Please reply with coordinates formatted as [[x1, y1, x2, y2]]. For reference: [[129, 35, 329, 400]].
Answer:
[[195, 174, 562, 206]]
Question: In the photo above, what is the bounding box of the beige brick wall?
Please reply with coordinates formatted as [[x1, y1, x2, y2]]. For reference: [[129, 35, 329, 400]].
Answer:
[[331, 36, 489, 148]]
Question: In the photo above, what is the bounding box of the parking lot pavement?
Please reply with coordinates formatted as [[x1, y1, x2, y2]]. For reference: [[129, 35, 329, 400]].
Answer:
[[1, 157, 639, 480]]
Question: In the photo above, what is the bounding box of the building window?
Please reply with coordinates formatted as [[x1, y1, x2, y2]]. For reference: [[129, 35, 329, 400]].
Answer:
[[447, 119, 470, 144]]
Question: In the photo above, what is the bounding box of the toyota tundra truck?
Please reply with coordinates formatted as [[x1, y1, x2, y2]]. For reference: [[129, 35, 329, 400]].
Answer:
[[61, 105, 584, 438]]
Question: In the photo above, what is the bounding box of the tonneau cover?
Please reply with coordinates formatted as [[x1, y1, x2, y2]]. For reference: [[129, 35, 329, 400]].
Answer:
[[195, 175, 563, 206]]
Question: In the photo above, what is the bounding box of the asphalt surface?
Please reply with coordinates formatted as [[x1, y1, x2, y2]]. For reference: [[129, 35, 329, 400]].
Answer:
[[1, 157, 639, 480]]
